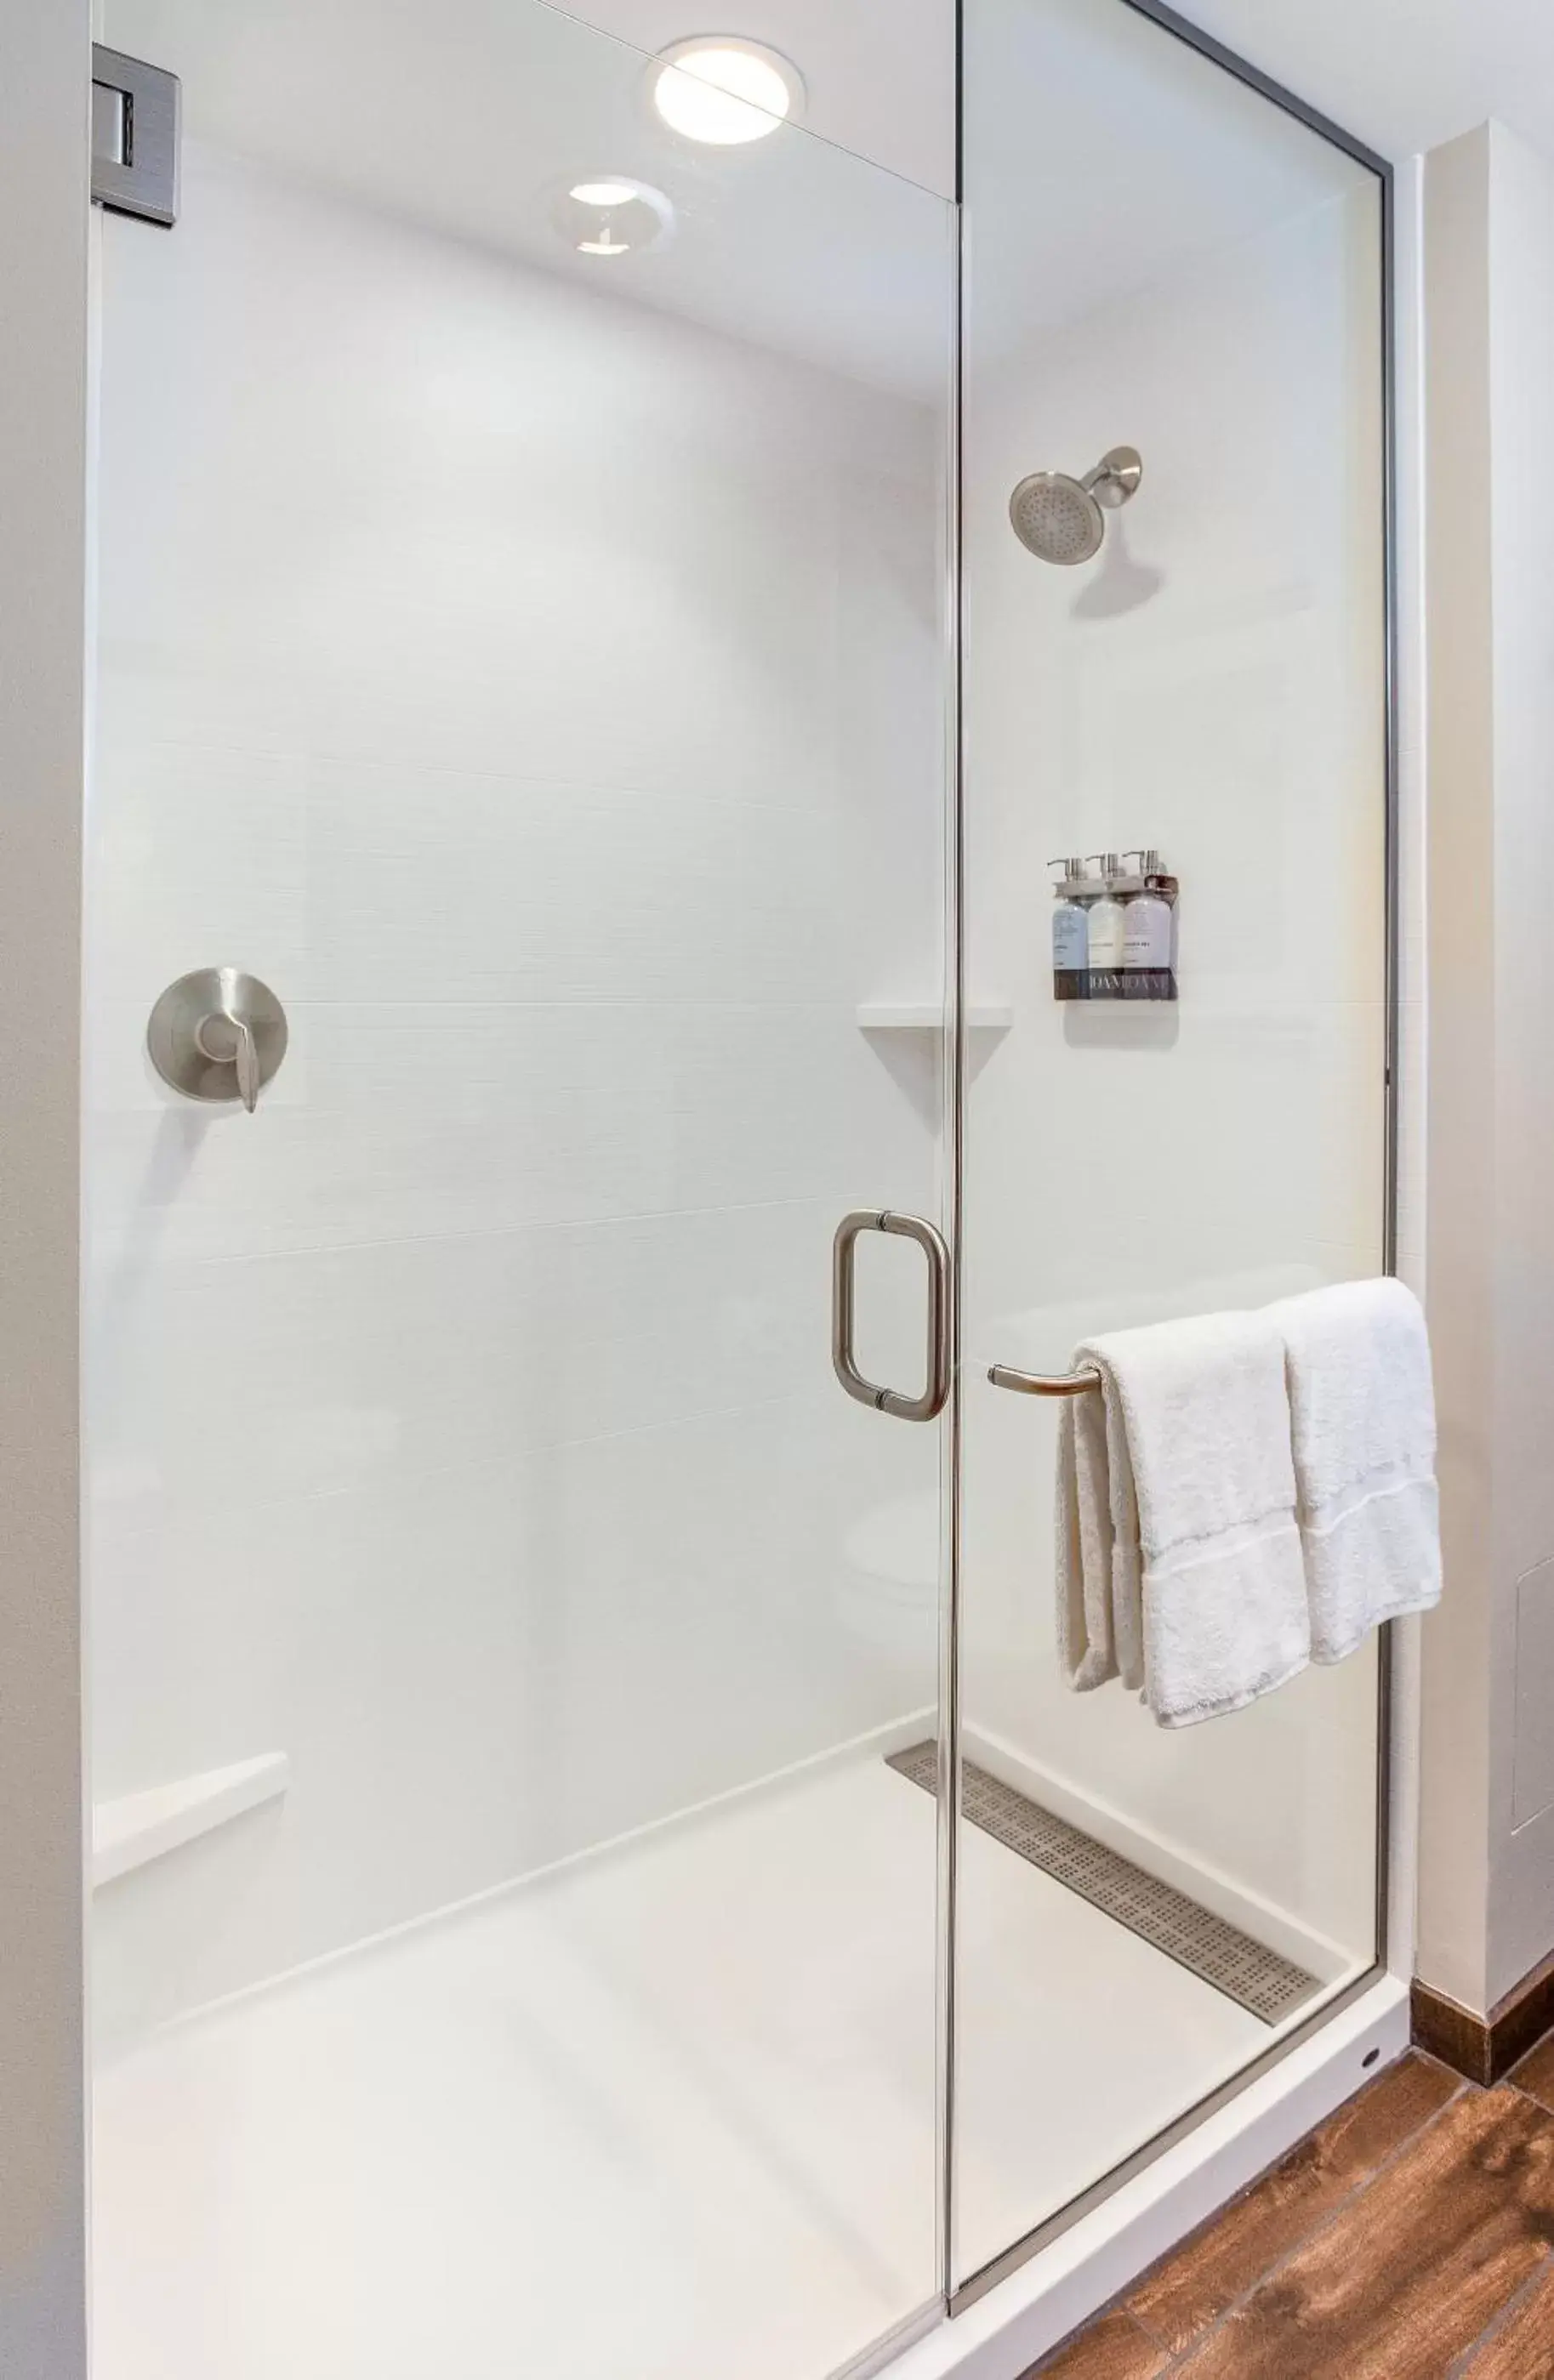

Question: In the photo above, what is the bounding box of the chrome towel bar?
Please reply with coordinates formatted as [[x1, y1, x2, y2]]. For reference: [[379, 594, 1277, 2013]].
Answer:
[[988, 1362, 1101, 1398]]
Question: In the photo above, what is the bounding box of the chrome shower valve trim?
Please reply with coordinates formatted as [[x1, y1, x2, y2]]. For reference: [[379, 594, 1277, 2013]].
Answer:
[[146, 968, 287, 1111]]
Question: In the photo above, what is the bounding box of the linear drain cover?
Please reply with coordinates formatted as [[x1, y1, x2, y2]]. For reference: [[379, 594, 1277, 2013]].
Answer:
[[887, 1742, 1319, 2026]]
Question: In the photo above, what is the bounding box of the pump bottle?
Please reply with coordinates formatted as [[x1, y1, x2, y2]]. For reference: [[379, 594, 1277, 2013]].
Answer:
[[1048, 857, 1090, 1000], [1084, 854, 1127, 998]]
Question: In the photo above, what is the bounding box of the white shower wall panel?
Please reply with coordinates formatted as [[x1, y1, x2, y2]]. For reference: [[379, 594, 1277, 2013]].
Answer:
[[88, 150, 947, 2033]]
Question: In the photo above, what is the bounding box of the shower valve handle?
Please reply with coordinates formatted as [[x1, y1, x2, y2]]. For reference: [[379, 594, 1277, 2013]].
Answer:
[[196, 1006, 261, 1112], [146, 968, 288, 1111]]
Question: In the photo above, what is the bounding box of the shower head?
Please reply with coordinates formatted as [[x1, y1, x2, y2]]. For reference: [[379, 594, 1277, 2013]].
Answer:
[[1009, 446, 1142, 565]]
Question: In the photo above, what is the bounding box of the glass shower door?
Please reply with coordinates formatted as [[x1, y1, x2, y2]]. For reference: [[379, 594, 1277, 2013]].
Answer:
[[85, 9, 955, 2377], [952, 0, 1390, 2295]]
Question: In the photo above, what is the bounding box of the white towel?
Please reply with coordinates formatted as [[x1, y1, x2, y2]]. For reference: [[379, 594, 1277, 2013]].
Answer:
[[1267, 1278, 1441, 1661], [1056, 1308, 1311, 1728], [1056, 1377, 1123, 1692]]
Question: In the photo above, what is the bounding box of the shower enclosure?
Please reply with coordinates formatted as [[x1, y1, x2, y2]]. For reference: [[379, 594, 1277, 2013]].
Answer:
[[84, 1, 1393, 2375]]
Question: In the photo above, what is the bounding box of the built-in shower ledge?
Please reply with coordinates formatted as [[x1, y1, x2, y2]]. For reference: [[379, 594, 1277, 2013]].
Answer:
[[856, 1000, 1013, 1032], [93, 1752, 290, 1889]]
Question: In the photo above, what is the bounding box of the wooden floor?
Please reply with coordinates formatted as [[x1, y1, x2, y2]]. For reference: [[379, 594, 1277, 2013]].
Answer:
[[1026, 2031, 1554, 2378]]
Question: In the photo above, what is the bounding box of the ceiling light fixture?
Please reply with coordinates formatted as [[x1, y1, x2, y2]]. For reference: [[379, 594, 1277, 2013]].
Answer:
[[548, 177, 675, 261], [650, 37, 805, 146], [569, 179, 641, 207]]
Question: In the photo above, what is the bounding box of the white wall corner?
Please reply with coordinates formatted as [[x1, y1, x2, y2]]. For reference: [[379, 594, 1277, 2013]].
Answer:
[[1415, 120, 1496, 2019], [1416, 116, 1554, 2018], [1481, 118, 1554, 2006]]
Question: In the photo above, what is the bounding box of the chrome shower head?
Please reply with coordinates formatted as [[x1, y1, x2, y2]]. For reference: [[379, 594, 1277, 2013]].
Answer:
[[1009, 446, 1142, 565], [1009, 471, 1105, 565]]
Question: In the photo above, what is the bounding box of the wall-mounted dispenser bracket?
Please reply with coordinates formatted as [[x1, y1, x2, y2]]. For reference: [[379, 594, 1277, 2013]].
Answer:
[[92, 44, 180, 227]]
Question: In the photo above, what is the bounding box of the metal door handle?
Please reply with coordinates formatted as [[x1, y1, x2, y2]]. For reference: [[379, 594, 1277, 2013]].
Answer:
[[832, 1209, 952, 1423]]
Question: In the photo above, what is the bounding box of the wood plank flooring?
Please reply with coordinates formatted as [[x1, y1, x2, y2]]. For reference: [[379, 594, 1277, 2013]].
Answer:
[[1027, 2033, 1554, 2378]]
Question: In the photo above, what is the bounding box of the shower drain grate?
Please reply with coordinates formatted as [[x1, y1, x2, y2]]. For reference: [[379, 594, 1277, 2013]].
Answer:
[[885, 1741, 1320, 2026]]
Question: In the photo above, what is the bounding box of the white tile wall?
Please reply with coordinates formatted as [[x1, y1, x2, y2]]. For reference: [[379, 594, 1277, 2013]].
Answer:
[[88, 145, 949, 2030]]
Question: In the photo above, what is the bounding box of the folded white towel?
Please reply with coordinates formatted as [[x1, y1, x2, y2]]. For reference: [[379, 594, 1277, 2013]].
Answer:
[[1056, 1377, 1122, 1692], [1266, 1278, 1441, 1661], [1056, 1309, 1311, 1728]]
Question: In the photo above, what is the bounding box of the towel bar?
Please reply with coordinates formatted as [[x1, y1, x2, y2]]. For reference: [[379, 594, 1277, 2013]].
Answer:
[[988, 1362, 1101, 1398]]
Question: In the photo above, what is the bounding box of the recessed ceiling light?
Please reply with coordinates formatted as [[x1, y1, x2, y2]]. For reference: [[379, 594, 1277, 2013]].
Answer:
[[651, 37, 804, 146], [569, 179, 641, 207], [547, 177, 675, 261]]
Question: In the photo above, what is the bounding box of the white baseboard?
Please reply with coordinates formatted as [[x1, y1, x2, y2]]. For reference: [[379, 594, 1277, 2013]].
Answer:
[[962, 1723, 1352, 1986], [886, 1973, 1410, 2380]]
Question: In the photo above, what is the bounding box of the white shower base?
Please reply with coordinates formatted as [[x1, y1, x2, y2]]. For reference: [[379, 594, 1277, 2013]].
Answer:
[[92, 1752, 1274, 2380]]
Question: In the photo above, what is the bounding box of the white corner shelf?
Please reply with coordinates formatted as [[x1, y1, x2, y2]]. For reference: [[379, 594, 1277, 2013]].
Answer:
[[855, 1001, 1014, 1033], [93, 1752, 290, 1889]]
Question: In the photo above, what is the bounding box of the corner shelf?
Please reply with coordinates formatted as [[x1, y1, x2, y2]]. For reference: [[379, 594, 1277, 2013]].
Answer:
[[856, 1002, 1013, 1033], [93, 1752, 289, 1889]]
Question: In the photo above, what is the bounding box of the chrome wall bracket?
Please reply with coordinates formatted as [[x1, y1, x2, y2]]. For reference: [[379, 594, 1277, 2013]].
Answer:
[[988, 1362, 1101, 1398], [92, 45, 180, 227]]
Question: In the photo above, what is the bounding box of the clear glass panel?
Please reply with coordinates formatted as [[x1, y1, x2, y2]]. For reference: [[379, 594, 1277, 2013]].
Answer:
[[85, 6, 953, 2374], [956, 0, 1387, 2286]]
